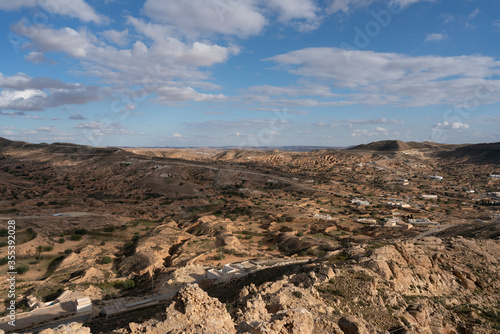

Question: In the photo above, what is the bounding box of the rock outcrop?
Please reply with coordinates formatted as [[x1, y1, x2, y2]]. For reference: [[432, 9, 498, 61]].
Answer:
[[117, 225, 191, 276], [125, 284, 235, 334], [29, 237, 500, 334]]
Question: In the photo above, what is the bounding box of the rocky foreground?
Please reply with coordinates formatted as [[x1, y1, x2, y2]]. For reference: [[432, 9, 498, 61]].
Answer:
[[15, 235, 500, 334]]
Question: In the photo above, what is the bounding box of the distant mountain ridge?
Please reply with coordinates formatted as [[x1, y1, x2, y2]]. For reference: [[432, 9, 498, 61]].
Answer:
[[347, 140, 457, 152], [0, 137, 125, 159], [436, 142, 500, 165], [1, 137, 499, 164]]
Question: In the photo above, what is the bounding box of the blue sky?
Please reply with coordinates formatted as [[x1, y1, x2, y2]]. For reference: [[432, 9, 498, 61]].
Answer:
[[0, 0, 499, 147]]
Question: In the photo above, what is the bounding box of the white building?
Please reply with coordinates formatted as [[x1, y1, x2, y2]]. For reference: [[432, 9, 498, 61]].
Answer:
[[206, 263, 248, 281], [408, 218, 439, 226], [420, 194, 438, 200], [489, 174, 500, 178], [313, 213, 333, 220], [396, 179, 410, 186], [75, 297, 92, 313], [384, 218, 402, 227], [351, 198, 370, 206], [355, 218, 377, 225], [386, 201, 411, 208], [429, 175, 443, 181]]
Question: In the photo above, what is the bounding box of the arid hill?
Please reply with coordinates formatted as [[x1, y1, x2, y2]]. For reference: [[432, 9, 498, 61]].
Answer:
[[348, 140, 456, 152], [437, 142, 500, 165], [1, 137, 499, 333]]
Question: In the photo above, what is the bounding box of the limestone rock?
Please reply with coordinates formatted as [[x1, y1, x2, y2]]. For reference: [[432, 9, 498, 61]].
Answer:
[[38, 323, 91, 334], [241, 308, 314, 334], [338, 315, 371, 334], [129, 284, 235, 334]]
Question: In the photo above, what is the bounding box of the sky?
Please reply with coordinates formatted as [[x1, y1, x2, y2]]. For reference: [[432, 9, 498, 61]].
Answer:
[[0, 0, 499, 148]]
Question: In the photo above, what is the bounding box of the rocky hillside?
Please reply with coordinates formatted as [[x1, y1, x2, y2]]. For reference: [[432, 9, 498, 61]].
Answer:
[[437, 142, 500, 165], [348, 140, 455, 152], [21, 235, 500, 334]]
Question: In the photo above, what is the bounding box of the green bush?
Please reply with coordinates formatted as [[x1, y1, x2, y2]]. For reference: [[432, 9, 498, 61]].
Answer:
[[103, 226, 116, 232], [58, 237, 65, 244], [64, 249, 73, 254], [101, 256, 113, 264], [119, 279, 135, 290], [213, 253, 225, 260], [74, 228, 87, 235], [0, 241, 7, 248], [43, 245, 53, 252], [0, 257, 8, 265], [292, 291, 303, 298], [70, 234, 83, 241], [17, 264, 30, 274], [0, 229, 8, 237]]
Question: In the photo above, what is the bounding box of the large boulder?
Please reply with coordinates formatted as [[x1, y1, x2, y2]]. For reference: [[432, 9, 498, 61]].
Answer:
[[129, 284, 236, 334], [338, 315, 371, 334], [38, 323, 91, 334]]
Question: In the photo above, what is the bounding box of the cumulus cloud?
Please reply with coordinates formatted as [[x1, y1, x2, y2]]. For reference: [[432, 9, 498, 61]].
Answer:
[[155, 86, 226, 104], [102, 29, 129, 46], [350, 126, 397, 137], [265, 0, 321, 31], [172, 133, 184, 138], [266, 47, 500, 107], [0, 0, 107, 23], [433, 121, 470, 130], [0, 72, 102, 111], [142, 0, 267, 38], [25, 51, 47, 64], [12, 24, 96, 58], [12, 20, 239, 104], [327, 0, 434, 14]]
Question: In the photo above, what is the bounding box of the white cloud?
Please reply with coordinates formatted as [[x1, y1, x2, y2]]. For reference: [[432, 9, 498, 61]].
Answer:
[[0, 0, 107, 23], [327, 0, 434, 14], [155, 86, 226, 104], [102, 29, 129, 46], [469, 7, 480, 19], [12, 24, 96, 58], [13, 20, 238, 104], [350, 126, 397, 137], [247, 84, 337, 98], [345, 118, 404, 125], [142, 0, 267, 38], [266, 0, 318, 22], [313, 122, 340, 127], [0, 72, 102, 111], [265, 0, 321, 31], [75, 121, 135, 135], [172, 133, 184, 138], [266, 47, 500, 107], [434, 121, 469, 130], [425, 33, 446, 42], [25, 51, 47, 64]]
